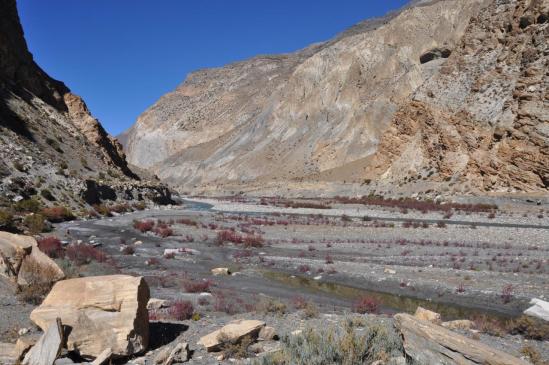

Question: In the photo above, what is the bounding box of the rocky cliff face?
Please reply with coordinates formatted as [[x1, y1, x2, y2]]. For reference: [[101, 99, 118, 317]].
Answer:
[[0, 0, 171, 208], [124, 0, 548, 197]]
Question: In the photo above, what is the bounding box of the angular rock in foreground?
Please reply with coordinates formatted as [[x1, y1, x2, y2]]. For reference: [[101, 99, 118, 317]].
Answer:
[[22, 318, 63, 365], [394, 313, 529, 365], [198, 319, 265, 351], [30, 275, 150, 359]]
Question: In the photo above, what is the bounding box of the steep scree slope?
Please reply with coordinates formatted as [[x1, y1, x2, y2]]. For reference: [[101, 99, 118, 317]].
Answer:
[[124, 0, 548, 197], [0, 0, 172, 209]]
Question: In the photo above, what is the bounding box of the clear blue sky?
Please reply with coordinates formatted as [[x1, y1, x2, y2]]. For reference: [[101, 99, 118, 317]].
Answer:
[[18, 0, 409, 136]]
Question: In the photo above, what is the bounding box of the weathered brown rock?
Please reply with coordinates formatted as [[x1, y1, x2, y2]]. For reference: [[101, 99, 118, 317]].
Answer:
[[22, 318, 64, 365], [414, 306, 441, 324], [14, 335, 40, 362], [258, 326, 277, 341], [0, 231, 64, 285], [442, 319, 474, 331], [197, 319, 265, 351], [211, 267, 231, 276], [154, 341, 189, 365], [30, 275, 150, 359], [394, 313, 529, 365]]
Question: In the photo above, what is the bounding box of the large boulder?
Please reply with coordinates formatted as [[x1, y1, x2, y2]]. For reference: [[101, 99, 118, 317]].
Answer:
[[0, 231, 64, 284], [394, 313, 529, 365], [198, 319, 265, 351], [30, 275, 150, 359]]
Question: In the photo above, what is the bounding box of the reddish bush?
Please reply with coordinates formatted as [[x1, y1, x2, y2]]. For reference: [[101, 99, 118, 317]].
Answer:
[[243, 234, 264, 248], [501, 284, 513, 304], [122, 245, 136, 255], [292, 295, 308, 310], [66, 244, 107, 265], [215, 230, 243, 245], [183, 279, 212, 293], [41, 206, 74, 223], [168, 300, 194, 320], [37, 237, 63, 258], [297, 264, 310, 273], [177, 218, 198, 227], [153, 226, 174, 238], [325, 254, 334, 264], [133, 220, 155, 233], [352, 295, 380, 314]]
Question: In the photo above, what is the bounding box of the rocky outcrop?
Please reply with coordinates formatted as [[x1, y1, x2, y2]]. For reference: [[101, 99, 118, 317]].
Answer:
[[124, 0, 548, 197], [0, 0, 171, 210], [124, 0, 484, 192], [370, 0, 549, 195], [394, 313, 529, 365], [0, 231, 64, 285], [30, 275, 150, 359]]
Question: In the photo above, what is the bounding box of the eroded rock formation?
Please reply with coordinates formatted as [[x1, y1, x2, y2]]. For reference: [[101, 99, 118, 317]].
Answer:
[[124, 0, 548, 197]]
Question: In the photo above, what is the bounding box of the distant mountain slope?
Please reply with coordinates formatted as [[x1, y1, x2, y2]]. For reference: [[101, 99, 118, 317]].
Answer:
[[124, 0, 548, 198], [0, 0, 172, 210]]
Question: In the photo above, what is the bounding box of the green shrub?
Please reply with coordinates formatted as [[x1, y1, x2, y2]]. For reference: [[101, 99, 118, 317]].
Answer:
[[23, 213, 47, 234], [0, 209, 13, 229], [255, 318, 403, 365], [257, 297, 287, 315], [13, 198, 42, 213]]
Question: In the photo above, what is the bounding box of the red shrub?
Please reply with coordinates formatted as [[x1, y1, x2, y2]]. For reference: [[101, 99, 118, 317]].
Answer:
[[292, 295, 308, 310], [133, 220, 155, 233], [215, 230, 243, 245], [37, 237, 63, 258], [122, 245, 135, 255], [183, 279, 212, 293], [297, 264, 310, 273], [168, 300, 194, 320], [325, 254, 334, 264], [177, 218, 198, 227], [243, 234, 264, 248], [66, 244, 107, 265], [352, 295, 380, 314], [153, 226, 174, 238], [501, 284, 513, 304], [41, 206, 74, 223]]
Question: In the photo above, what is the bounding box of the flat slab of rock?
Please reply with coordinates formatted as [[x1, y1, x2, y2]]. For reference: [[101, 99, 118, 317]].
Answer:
[[524, 298, 549, 321], [148, 298, 168, 311], [198, 319, 265, 351], [30, 275, 150, 359], [22, 318, 63, 365], [394, 313, 529, 365], [154, 341, 189, 365]]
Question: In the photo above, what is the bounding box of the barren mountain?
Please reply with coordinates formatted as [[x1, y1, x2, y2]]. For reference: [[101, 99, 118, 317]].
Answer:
[[0, 0, 172, 212], [123, 0, 548, 198]]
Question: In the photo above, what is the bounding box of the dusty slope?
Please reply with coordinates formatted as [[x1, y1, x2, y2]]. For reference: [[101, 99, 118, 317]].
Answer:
[[124, 0, 548, 198], [0, 0, 172, 209]]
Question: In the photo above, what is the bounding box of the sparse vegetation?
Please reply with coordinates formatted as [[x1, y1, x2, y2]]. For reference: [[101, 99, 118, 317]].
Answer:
[[37, 236, 63, 258], [41, 206, 74, 222], [255, 319, 403, 365], [23, 213, 47, 234]]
